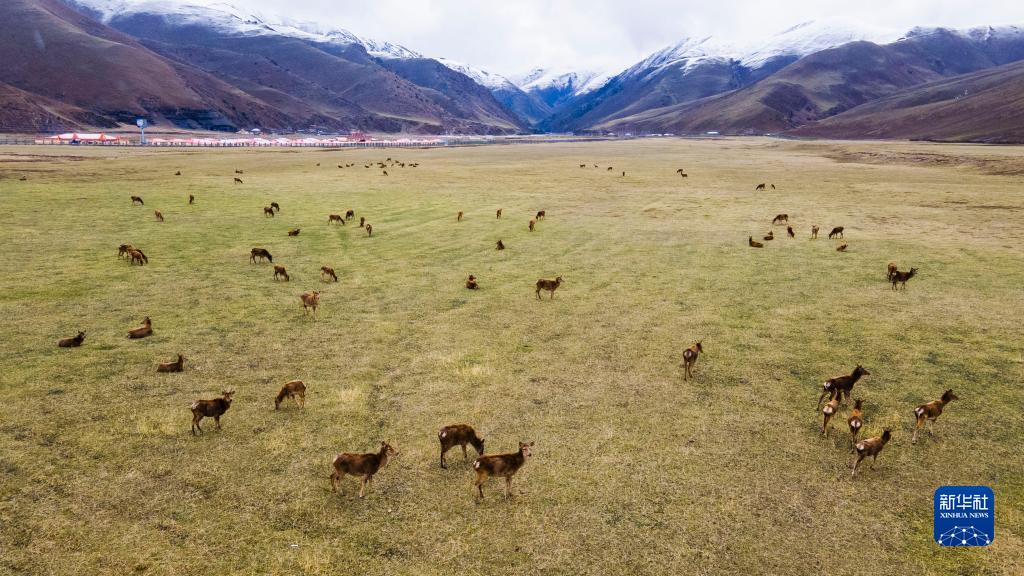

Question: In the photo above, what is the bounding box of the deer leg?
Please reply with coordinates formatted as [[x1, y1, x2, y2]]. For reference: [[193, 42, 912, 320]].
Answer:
[[359, 476, 367, 498], [550, 290, 555, 300], [504, 477, 512, 498], [870, 455, 877, 469], [440, 446, 449, 469], [462, 444, 468, 460], [215, 415, 221, 430], [822, 414, 831, 436], [475, 473, 486, 500], [852, 454, 864, 477], [912, 417, 924, 444], [191, 415, 202, 435], [331, 471, 342, 493], [536, 289, 541, 300]]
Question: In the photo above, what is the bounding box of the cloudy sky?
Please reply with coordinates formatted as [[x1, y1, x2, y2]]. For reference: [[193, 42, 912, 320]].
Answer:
[[120, 0, 1024, 77]]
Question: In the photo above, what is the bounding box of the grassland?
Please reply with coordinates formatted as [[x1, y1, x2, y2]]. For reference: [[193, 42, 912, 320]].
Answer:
[[0, 138, 1022, 575]]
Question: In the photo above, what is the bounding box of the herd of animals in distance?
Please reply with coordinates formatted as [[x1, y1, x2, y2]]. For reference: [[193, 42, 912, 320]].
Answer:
[[51, 156, 949, 500]]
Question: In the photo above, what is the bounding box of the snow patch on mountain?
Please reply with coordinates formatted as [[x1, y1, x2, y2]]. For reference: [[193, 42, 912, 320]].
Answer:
[[437, 59, 517, 90], [514, 68, 613, 96]]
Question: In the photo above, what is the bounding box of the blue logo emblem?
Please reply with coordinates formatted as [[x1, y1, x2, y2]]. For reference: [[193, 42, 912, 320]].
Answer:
[[934, 486, 993, 546]]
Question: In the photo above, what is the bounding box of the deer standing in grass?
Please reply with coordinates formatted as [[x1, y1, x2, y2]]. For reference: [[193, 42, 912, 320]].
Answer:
[[822, 392, 842, 436], [275, 380, 306, 410], [473, 441, 533, 500], [301, 291, 320, 318], [681, 341, 703, 380], [273, 265, 290, 281], [912, 389, 958, 444], [131, 195, 144, 205], [886, 262, 898, 281], [331, 441, 398, 498], [496, 240, 505, 250], [818, 365, 870, 409], [265, 206, 276, 217], [321, 266, 338, 282], [496, 208, 502, 219], [328, 214, 344, 225], [191, 390, 234, 435], [529, 219, 536, 232], [847, 398, 864, 448], [154, 210, 164, 222], [457, 211, 464, 221], [852, 429, 891, 477], [535, 276, 563, 299], [891, 268, 917, 290], [438, 424, 485, 469], [811, 225, 819, 239]]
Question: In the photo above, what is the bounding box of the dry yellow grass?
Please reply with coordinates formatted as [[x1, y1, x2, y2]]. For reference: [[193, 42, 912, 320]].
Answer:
[[0, 138, 1022, 575]]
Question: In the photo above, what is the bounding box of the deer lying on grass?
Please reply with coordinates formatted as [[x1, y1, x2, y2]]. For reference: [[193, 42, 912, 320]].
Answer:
[[273, 265, 290, 281], [300, 291, 320, 318], [529, 219, 536, 232], [271, 202, 280, 212], [288, 228, 301, 237], [787, 226, 795, 238], [58, 331, 86, 348], [536, 276, 563, 299], [264, 207, 275, 217], [822, 391, 841, 436], [328, 214, 344, 225], [191, 390, 234, 435], [496, 208, 502, 219], [176, 171, 182, 176], [848, 398, 864, 446], [763, 231, 774, 241], [154, 210, 164, 222], [852, 429, 891, 477], [157, 354, 185, 373], [365, 223, 373, 237], [749, 236, 763, 248], [439, 424, 485, 468], [818, 365, 870, 409], [891, 268, 917, 290], [275, 380, 306, 409], [811, 225, 819, 239], [886, 262, 898, 281], [457, 211, 464, 221], [607, 167, 614, 171], [836, 244, 848, 252], [250, 248, 272, 263], [913, 389, 958, 444], [321, 266, 338, 282], [496, 240, 505, 250], [346, 209, 355, 220], [772, 214, 788, 224], [536, 210, 546, 219], [331, 441, 398, 498], [131, 195, 144, 205], [466, 275, 479, 289], [681, 341, 703, 380], [828, 226, 844, 239], [473, 441, 533, 500], [127, 317, 153, 339]]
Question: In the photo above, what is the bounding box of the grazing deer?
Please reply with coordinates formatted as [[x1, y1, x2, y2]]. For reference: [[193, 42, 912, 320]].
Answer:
[[234, 178, 243, 184], [175, 171, 182, 176], [457, 211, 464, 221], [529, 219, 536, 232], [346, 209, 355, 220], [382, 170, 388, 176], [300, 291, 320, 318], [321, 266, 338, 282], [330, 441, 398, 498], [58, 331, 86, 348], [359, 217, 365, 228], [275, 380, 306, 410], [496, 240, 505, 250], [131, 195, 144, 205], [848, 398, 864, 446], [128, 248, 148, 265], [273, 265, 290, 281], [749, 236, 764, 248], [891, 268, 917, 290], [535, 276, 563, 300], [913, 389, 959, 444], [755, 183, 766, 191], [157, 354, 185, 373], [188, 194, 194, 205], [235, 169, 244, 174], [536, 210, 546, 220], [128, 317, 153, 339], [836, 244, 848, 252], [439, 424, 485, 468], [828, 226, 844, 239], [772, 214, 788, 224], [466, 275, 479, 289], [365, 223, 373, 237], [852, 429, 892, 477], [787, 226, 795, 238], [811, 225, 819, 239], [818, 365, 870, 409], [288, 228, 301, 237], [681, 341, 703, 380], [886, 262, 898, 281], [154, 210, 164, 222], [271, 202, 280, 212], [607, 167, 614, 171], [328, 214, 344, 225], [822, 391, 841, 436], [676, 168, 685, 175], [118, 244, 134, 259], [473, 441, 533, 500], [496, 208, 502, 219], [264, 207, 275, 217], [190, 390, 234, 435], [250, 248, 272, 263], [763, 231, 774, 241]]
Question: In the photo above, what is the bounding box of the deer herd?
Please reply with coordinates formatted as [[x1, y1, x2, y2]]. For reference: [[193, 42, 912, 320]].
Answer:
[[52, 157, 953, 508]]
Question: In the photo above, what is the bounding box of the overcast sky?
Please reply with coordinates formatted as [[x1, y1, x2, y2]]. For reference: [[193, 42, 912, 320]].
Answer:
[[148, 0, 1024, 77]]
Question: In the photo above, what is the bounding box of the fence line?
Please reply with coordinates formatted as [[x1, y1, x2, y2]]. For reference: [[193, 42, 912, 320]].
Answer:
[[0, 136, 622, 149]]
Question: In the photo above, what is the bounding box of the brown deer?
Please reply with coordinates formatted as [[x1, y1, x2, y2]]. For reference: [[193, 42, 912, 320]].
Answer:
[[328, 214, 344, 225], [529, 219, 536, 232], [157, 354, 185, 373], [536, 210, 546, 220], [271, 202, 280, 212], [496, 208, 502, 219], [755, 183, 766, 191], [836, 244, 848, 252], [535, 276, 563, 300], [264, 207, 275, 217], [321, 266, 338, 282], [127, 317, 153, 339], [359, 217, 366, 228], [439, 424, 485, 468], [822, 391, 841, 436], [912, 389, 959, 444], [763, 231, 774, 241], [365, 223, 373, 237], [58, 331, 86, 348], [787, 226, 795, 238], [131, 195, 144, 205], [250, 248, 272, 263], [175, 171, 182, 176], [466, 275, 479, 289], [188, 194, 194, 205], [891, 268, 917, 290], [346, 209, 355, 220], [852, 429, 892, 477], [828, 226, 844, 239], [886, 262, 898, 281], [681, 341, 703, 380], [457, 211, 464, 221], [288, 228, 301, 237], [811, 225, 819, 239], [580, 164, 586, 168], [275, 380, 306, 410], [772, 214, 788, 224], [382, 170, 388, 176], [273, 265, 290, 281], [300, 291, 320, 318], [473, 441, 533, 500], [235, 169, 244, 174], [818, 365, 870, 409], [190, 390, 234, 435], [234, 177, 243, 184], [496, 239, 505, 250], [330, 441, 398, 498], [607, 167, 614, 171], [154, 210, 164, 222], [848, 398, 864, 447], [128, 248, 148, 265], [749, 236, 764, 248], [118, 244, 134, 259]]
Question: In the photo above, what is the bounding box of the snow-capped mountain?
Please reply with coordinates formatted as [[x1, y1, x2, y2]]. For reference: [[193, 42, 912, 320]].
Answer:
[[515, 69, 613, 97], [437, 59, 518, 91]]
